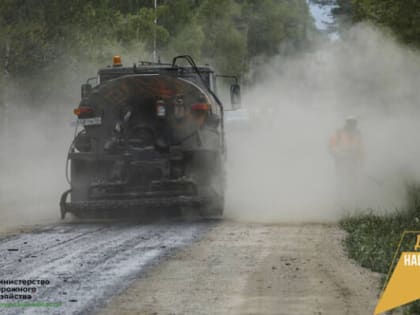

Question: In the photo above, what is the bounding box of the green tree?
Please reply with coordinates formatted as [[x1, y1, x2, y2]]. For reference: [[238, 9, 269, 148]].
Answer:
[[0, 0, 314, 106], [333, 0, 420, 47], [243, 0, 311, 58]]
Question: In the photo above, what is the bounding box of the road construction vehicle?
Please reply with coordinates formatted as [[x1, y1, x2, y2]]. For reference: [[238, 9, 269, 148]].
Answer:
[[60, 55, 240, 218]]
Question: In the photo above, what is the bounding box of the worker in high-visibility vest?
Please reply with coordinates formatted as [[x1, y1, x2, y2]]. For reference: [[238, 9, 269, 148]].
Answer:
[[329, 116, 364, 202]]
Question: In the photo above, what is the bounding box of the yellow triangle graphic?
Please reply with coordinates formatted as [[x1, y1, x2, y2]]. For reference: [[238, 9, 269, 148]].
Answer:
[[375, 252, 420, 314]]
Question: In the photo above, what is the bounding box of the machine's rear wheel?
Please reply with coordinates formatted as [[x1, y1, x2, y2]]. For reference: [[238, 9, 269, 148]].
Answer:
[[200, 194, 224, 217]]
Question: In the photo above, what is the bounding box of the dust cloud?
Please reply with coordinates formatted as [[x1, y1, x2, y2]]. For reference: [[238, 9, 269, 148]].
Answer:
[[0, 98, 73, 232], [1, 24, 419, 228], [0, 61, 93, 231], [225, 24, 420, 222]]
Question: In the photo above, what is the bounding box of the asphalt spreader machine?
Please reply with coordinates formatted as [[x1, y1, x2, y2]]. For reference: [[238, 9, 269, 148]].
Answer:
[[60, 55, 240, 219]]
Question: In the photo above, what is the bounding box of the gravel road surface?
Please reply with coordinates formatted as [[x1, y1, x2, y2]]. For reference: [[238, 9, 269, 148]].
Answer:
[[0, 220, 383, 315], [0, 221, 211, 315], [102, 222, 382, 315]]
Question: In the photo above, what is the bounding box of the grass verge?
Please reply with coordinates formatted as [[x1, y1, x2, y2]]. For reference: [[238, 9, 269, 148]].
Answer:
[[340, 206, 420, 314]]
